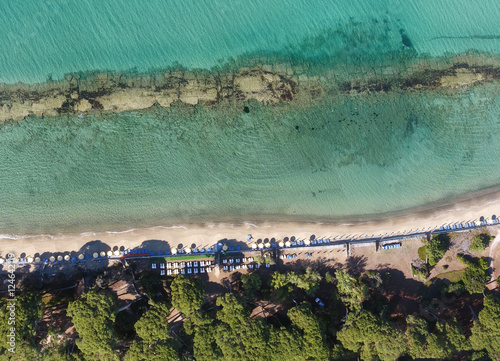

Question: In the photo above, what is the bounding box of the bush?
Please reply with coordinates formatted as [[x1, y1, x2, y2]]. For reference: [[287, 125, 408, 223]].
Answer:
[[411, 264, 429, 280], [470, 233, 490, 252], [427, 234, 449, 266], [443, 265, 449, 270]]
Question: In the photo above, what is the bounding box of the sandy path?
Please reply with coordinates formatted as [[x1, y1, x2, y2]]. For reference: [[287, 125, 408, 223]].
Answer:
[[487, 229, 500, 290], [1, 186, 500, 259]]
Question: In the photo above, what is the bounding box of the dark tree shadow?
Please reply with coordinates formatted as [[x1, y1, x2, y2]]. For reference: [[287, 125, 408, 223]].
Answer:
[[346, 255, 367, 275]]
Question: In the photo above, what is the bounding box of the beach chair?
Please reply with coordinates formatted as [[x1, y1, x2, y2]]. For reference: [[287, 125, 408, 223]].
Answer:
[[150, 251, 155, 256], [236, 246, 241, 251], [165, 250, 170, 255]]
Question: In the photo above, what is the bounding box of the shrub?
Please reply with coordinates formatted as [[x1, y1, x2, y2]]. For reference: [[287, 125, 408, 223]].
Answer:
[[443, 265, 449, 270], [418, 246, 427, 261], [427, 234, 449, 266], [470, 233, 490, 252], [411, 264, 429, 280]]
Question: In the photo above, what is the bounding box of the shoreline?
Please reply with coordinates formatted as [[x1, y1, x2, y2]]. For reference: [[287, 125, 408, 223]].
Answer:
[[2, 184, 500, 257]]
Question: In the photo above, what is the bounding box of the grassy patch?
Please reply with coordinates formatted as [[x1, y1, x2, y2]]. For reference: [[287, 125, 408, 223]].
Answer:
[[431, 269, 465, 283], [417, 246, 427, 261], [154, 254, 215, 262]]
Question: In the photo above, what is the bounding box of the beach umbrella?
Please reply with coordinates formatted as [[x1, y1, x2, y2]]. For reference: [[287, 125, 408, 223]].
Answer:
[[285, 241, 291, 247], [27, 257, 33, 263], [49, 256, 56, 262], [100, 251, 106, 257], [258, 243, 264, 249], [222, 245, 228, 251], [78, 254, 84, 260], [57, 255, 63, 261], [64, 255, 70, 261], [171, 248, 178, 255], [264, 242, 271, 248], [34, 257, 41, 263], [251, 244, 257, 250], [0, 258, 4, 265], [114, 250, 120, 256], [304, 240, 311, 246], [107, 251, 112, 257], [185, 247, 192, 254], [278, 241, 284, 248], [93, 252, 98, 259]]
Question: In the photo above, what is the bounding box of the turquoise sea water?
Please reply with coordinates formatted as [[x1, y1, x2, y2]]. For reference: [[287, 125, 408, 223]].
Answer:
[[1, 0, 499, 83], [1, 0, 500, 234], [2, 85, 500, 233]]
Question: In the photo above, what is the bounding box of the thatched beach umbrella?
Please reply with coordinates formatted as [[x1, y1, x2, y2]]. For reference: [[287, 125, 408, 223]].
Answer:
[[64, 255, 70, 261]]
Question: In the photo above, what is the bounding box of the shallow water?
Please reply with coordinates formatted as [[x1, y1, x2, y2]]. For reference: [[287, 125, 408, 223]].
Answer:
[[1, 84, 500, 233], [1, 0, 500, 234]]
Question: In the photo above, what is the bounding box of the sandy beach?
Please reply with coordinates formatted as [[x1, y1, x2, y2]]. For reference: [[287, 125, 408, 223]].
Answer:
[[2, 185, 500, 259]]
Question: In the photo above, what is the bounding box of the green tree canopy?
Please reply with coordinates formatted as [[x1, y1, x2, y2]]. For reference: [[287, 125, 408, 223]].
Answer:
[[270, 268, 322, 296], [427, 234, 449, 266], [287, 303, 330, 361], [470, 295, 500, 361], [406, 315, 469, 359], [214, 293, 268, 361], [66, 291, 118, 361], [457, 255, 490, 294], [170, 276, 204, 318], [335, 270, 368, 312], [123, 341, 178, 361], [337, 310, 406, 361], [0, 291, 43, 352], [240, 273, 262, 298], [134, 301, 171, 343], [470, 233, 490, 252]]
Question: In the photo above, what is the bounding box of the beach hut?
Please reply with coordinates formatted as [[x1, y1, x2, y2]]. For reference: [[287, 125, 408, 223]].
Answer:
[[64, 255, 70, 261]]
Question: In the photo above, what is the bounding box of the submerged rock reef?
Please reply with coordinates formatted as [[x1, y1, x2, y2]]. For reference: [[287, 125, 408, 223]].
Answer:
[[2, 14, 500, 123]]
